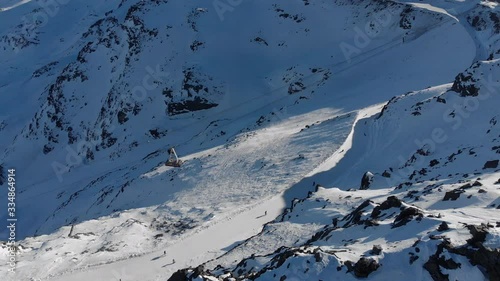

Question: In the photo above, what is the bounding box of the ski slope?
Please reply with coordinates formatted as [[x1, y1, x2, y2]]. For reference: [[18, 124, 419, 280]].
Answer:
[[47, 196, 287, 281], [42, 100, 385, 281], [1, 0, 493, 280]]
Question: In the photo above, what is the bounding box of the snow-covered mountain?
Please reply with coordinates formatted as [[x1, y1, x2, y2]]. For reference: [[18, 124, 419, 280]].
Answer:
[[0, 0, 498, 280]]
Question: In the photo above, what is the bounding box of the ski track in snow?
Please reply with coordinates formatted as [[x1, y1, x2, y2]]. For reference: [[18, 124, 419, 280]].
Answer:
[[0, 0, 31, 11]]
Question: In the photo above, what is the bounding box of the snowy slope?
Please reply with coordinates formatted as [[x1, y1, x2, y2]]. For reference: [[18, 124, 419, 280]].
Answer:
[[0, 0, 497, 280], [172, 1, 500, 281]]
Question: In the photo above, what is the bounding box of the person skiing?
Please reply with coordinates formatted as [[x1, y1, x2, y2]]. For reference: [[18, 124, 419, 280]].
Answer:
[[264, 211, 267, 216], [172, 259, 176, 264]]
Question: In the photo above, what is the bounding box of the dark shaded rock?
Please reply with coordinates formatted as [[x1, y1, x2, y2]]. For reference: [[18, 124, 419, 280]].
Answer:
[[253, 37, 269, 46], [341, 200, 372, 228], [346, 257, 380, 278], [483, 160, 499, 169], [399, 7, 413, 29], [438, 255, 461, 269], [437, 222, 450, 232], [466, 224, 488, 246], [472, 181, 482, 187], [314, 249, 322, 262], [443, 190, 463, 201], [167, 270, 188, 281], [371, 196, 402, 218], [43, 144, 54, 154], [148, 128, 167, 139], [117, 110, 128, 124], [360, 171, 374, 190], [451, 245, 500, 281], [409, 254, 419, 264], [441, 224, 500, 281], [189, 40, 204, 51], [423, 242, 460, 281], [382, 170, 391, 178], [167, 96, 218, 116], [443, 183, 473, 201], [370, 245, 382, 255], [392, 207, 423, 228], [436, 96, 446, 103], [451, 73, 479, 97], [288, 81, 306, 94], [430, 159, 440, 167]]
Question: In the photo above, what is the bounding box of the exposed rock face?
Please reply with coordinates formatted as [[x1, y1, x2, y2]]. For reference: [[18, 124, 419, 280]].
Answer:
[[392, 207, 423, 228], [167, 270, 188, 281], [424, 224, 500, 281], [451, 72, 479, 97], [341, 200, 374, 228], [371, 196, 402, 218], [360, 171, 374, 190], [346, 257, 381, 278], [424, 242, 461, 281], [483, 160, 499, 169], [167, 265, 206, 281], [443, 183, 474, 201], [437, 222, 449, 232], [370, 245, 383, 255], [167, 97, 218, 116], [163, 68, 223, 116]]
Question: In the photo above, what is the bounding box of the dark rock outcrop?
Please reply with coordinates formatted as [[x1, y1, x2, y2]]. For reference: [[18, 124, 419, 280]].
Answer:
[[346, 257, 380, 278], [451, 73, 479, 97], [426, 224, 500, 281], [370, 245, 383, 255], [483, 160, 499, 169], [392, 207, 423, 228], [371, 196, 402, 218], [437, 222, 449, 232], [360, 171, 374, 190]]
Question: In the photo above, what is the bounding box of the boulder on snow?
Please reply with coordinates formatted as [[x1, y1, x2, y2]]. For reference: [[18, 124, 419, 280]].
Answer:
[[346, 257, 380, 278], [360, 171, 374, 190], [483, 160, 499, 169], [381, 170, 391, 178], [168, 270, 188, 281], [443, 182, 475, 201], [371, 196, 402, 218], [466, 224, 489, 246], [437, 222, 450, 232], [370, 245, 383, 255], [392, 207, 423, 228]]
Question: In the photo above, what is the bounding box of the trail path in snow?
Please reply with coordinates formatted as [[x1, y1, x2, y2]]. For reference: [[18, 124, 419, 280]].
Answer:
[[47, 196, 286, 281]]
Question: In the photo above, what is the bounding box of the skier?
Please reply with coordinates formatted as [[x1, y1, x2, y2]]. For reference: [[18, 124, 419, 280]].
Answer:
[[172, 259, 176, 264], [164, 250, 166, 255], [264, 211, 267, 216]]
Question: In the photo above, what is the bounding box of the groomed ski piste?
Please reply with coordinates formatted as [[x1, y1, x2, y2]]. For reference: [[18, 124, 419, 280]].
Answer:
[[0, 0, 499, 280]]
